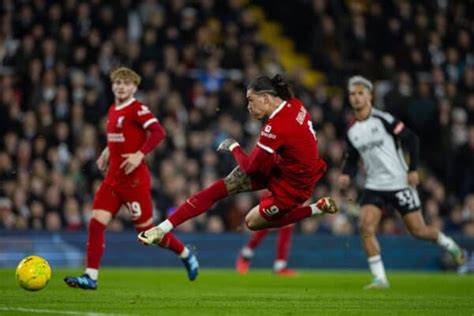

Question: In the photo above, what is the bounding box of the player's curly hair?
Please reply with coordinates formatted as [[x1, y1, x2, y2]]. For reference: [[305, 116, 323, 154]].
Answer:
[[110, 67, 141, 86], [247, 74, 294, 100]]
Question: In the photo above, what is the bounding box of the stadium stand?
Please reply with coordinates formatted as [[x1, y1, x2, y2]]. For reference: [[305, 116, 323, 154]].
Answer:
[[0, 0, 473, 241]]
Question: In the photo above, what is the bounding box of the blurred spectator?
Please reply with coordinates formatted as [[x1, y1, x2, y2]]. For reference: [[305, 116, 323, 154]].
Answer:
[[0, 0, 472, 237]]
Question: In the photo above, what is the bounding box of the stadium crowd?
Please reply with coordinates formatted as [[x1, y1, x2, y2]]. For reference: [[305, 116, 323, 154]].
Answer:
[[0, 0, 473, 237]]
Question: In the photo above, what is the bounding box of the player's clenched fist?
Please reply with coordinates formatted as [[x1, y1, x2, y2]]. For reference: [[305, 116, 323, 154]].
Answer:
[[217, 138, 239, 152], [120, 151, 145, 175]]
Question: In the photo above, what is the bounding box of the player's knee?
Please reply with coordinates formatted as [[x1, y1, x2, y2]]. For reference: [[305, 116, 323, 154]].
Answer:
[[408, 226, 425, 239], [92, 210, 112, 226], [244, 218, 259, 231], [359, 223, 376, 238]]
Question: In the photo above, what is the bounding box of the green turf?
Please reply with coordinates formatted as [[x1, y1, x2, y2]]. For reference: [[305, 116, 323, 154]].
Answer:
[[1, 268, 473, 315]]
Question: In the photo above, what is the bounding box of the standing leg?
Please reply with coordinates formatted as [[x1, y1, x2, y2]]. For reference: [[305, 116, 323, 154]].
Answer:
[[359, 205, 389, 289], [64, 209, 112, 290], [64, 183, 121, 290], [85, 210, 112, 280]]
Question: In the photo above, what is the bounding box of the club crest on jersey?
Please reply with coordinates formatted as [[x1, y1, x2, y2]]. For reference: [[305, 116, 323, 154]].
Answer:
[[264, 125, 272, 133], [116, 116, 125, 128], [137, 105, 151, 116], [296, 106, 307, 125]]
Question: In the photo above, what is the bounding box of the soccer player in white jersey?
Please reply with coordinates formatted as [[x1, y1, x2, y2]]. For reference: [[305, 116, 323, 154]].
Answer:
[[338, 76, 466, 289]]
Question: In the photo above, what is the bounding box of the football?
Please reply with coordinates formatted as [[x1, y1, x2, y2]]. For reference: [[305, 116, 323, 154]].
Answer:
[[15, 256, 52, 291]]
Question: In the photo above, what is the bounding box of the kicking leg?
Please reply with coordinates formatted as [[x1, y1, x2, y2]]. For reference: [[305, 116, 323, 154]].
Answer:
[[403, 210, 465, 265], [139, 167, 253, 245]]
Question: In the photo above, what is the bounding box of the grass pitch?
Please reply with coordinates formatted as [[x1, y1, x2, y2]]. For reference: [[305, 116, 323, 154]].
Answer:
[[1, 268, 473, 315]]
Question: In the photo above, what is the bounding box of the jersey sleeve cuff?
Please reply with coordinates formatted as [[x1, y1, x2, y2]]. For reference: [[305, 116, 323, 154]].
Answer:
[[143, 118, 158, 129], [229, 143, 240, 151], [257, 142, 274, 154]]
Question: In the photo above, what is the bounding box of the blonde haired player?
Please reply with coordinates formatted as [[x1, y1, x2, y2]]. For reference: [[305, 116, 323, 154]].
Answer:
[[64, 67, 199, 289]]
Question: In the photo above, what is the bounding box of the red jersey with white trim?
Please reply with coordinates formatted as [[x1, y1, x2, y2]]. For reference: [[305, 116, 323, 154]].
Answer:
[[104, 98, 159, 188], [257, 97, 324, 197]]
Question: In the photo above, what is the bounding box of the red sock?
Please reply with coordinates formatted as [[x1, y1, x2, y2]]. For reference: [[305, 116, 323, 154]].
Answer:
[[270, 205, 312, 228], [158, 232, 185, 255], [86, 218, 107, 269], [169, 179, 228, 227], [247, 229, 270, 249], [276, 225, 294, 261]]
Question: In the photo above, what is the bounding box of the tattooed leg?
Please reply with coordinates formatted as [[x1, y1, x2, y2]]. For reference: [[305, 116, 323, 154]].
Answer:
[[224, 166, 253, 195]]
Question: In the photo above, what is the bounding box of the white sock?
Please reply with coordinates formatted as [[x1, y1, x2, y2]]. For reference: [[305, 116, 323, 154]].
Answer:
[[85, 268, 98, 281], [437, 232, 459, 253], [273, 260, 287, 271], [179, 247, 190, 259], [368, 255, 387, 282], [310, 204, 323, 216], [241, 247, 254, 259], [158, 219, 173, 234]]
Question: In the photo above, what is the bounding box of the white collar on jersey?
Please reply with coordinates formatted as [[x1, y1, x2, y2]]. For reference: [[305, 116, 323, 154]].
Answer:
[[115, 97, 136, 110], [269, 100, 287, 119]]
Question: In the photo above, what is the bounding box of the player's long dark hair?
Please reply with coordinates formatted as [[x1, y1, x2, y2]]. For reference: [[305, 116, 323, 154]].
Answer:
[[247, 74, 294, 100]]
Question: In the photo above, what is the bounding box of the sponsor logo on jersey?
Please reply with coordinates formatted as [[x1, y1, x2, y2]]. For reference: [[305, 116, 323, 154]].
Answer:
[[116, 116, 125, 128], [261, 131, 277, 139], [107, 133, 125, 142], [137, 105, 151, 116], [358, 140, 384, 153], [264, 125, 272, 133]]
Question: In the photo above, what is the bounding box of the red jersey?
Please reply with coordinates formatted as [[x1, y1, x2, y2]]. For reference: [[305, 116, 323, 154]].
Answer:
[[104, 98, 159, 188], [257, 97, 324, 197]]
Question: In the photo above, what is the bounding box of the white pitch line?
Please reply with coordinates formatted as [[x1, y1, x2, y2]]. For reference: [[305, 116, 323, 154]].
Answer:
[[0, 307, 132, 316]]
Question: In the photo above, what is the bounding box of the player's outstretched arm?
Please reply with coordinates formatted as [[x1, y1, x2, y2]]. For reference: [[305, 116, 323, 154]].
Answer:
[[217, 138, 270, 174]]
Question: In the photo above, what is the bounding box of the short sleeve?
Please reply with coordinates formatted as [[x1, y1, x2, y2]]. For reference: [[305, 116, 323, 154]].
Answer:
[[133, 104, 159, 129], [257, 122, 284, 154]]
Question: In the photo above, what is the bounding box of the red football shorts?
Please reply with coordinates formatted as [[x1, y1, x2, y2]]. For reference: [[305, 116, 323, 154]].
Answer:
[[92, 183, 153, 228], [253, 159, 327, 221]]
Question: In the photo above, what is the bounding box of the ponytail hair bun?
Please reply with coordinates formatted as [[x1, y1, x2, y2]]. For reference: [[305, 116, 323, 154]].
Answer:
[[247, 74, 294, 100]]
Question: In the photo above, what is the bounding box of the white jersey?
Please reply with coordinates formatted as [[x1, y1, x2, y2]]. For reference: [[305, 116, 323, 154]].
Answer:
[[346, 108, 409, 190]]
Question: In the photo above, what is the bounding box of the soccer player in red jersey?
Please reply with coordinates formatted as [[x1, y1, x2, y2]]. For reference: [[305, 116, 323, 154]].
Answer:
[[235, 225, 298, 277], [139, 74, 338, 246], [64, 67, 199, 290]]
